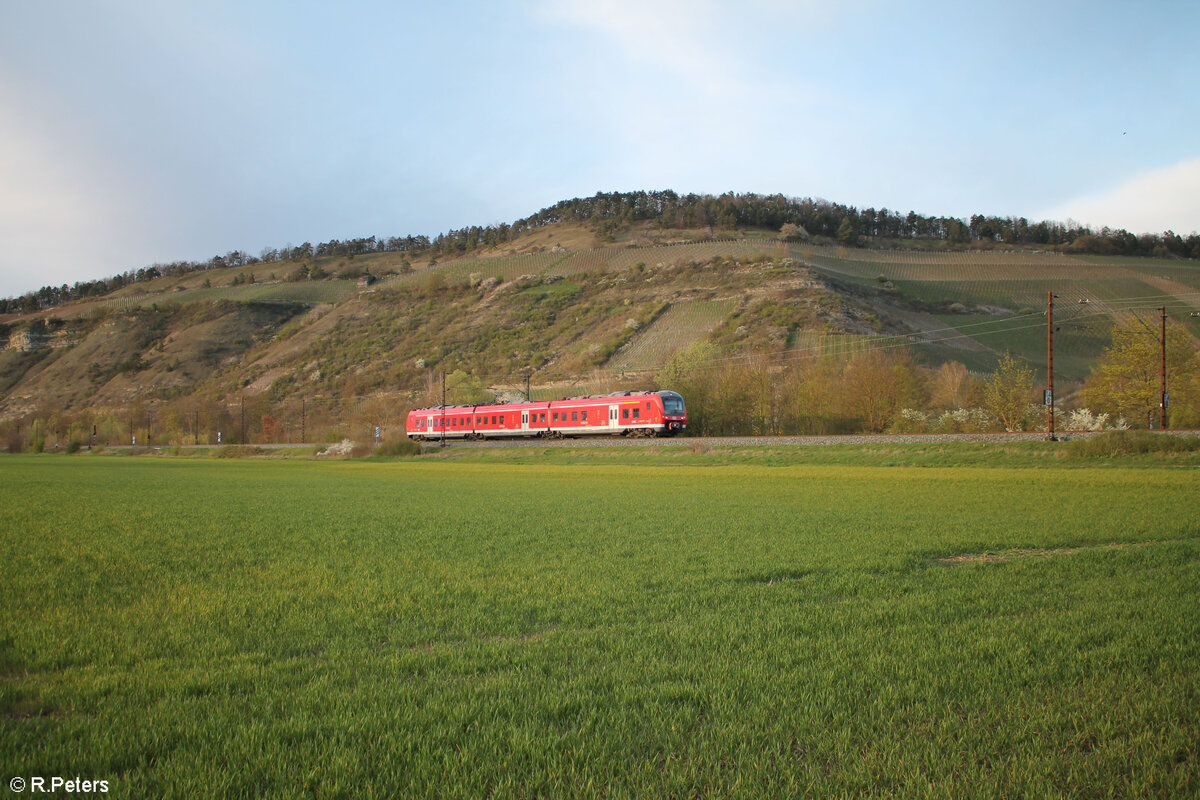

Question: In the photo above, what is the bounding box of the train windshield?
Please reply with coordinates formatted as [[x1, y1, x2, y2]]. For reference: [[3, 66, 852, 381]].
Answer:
[[659, 392, 685, 415]]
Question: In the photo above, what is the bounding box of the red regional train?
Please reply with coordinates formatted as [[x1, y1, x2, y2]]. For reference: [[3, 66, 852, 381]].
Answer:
[[406, 390, 686, 441]]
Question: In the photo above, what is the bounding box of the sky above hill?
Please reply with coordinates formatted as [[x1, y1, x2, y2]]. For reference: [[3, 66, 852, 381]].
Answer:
[[1, 0, 1198, 298]]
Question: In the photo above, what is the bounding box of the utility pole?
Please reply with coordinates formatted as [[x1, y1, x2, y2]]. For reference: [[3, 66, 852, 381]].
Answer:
[[441, 371, 447, 448], [1161, 306, 1169, 431], [1046, 291, 1056, 441], [525, 373, 532, 402]]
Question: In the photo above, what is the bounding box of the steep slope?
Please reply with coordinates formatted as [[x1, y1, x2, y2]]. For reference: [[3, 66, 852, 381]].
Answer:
[[0, 302, 304, 417], [2, 220, 1199, 428]]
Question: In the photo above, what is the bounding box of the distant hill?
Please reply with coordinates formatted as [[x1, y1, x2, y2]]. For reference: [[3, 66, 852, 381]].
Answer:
[[2, 193, 1199, 443]]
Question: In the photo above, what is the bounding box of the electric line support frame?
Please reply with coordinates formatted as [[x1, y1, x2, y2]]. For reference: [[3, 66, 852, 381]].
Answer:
[[1046, 291, 1057, 441]]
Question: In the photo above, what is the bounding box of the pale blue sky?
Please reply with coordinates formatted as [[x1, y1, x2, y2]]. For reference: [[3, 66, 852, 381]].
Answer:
[[2, 0, 1198, 298]]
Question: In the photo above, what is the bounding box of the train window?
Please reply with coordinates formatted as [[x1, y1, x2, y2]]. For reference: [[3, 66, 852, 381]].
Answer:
[[552, 412, 558, 421], [622, 408, 629, 419], [581, 411, 588, 421], [632, 408, 640, 418], [571, 411, 578, 421]]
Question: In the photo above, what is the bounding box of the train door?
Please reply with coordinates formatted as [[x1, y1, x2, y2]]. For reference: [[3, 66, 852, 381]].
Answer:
[[609, 404, 619, 432], [521, 410, 529, 434]]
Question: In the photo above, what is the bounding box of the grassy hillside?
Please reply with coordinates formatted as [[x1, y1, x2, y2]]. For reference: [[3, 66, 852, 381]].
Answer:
[[2, 221, 1199, 434]]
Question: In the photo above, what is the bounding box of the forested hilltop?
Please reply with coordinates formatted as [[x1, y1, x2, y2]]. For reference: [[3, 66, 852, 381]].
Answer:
[[2, 191, 1199, 450], [4, 191, 1199, 315]]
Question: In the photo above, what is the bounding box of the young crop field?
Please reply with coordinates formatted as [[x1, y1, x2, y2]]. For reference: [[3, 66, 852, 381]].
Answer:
[[392, 239, 792, 289], [384, 253, 571, 287], [788, 331, 911, 361], [795, 244, 1200, 288], [2, 454, 1197, 798], [794, 246, 1074, 284], [607, 299, 738, 372], [98, 280, 359, 309], [881, 274, 1200, 374]]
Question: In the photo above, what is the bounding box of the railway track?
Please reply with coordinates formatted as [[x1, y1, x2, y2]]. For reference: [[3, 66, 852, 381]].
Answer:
[[426, 430, 1197, 449], [93, 430, 1196, 453]]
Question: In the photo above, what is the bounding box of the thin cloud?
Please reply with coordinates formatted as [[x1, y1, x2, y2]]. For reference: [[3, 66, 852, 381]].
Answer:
[[1039, 156, 1200, 235], [532, 0, 821, 192], [539, 0, 741, 95], [0, 83, 136, 294]]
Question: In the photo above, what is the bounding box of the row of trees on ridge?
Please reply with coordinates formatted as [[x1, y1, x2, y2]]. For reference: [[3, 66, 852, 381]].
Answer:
[[5, 192, 1198, 314]]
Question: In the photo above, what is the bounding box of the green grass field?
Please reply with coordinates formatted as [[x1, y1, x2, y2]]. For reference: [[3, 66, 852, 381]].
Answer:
[[2, 453, 1198, 798]]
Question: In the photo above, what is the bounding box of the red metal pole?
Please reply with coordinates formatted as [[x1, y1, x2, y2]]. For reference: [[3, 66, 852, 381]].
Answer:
[[1047, 291, 1055, 440], [1161, 306, 1168, 430]]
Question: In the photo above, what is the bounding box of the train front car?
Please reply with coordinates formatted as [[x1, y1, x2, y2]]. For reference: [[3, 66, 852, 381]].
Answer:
[[405, 409, 424, 440], [657, 390, 687, 435]]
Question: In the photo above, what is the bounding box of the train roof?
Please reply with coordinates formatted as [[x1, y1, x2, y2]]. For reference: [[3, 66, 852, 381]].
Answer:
[[412, 390, 675, 413]]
